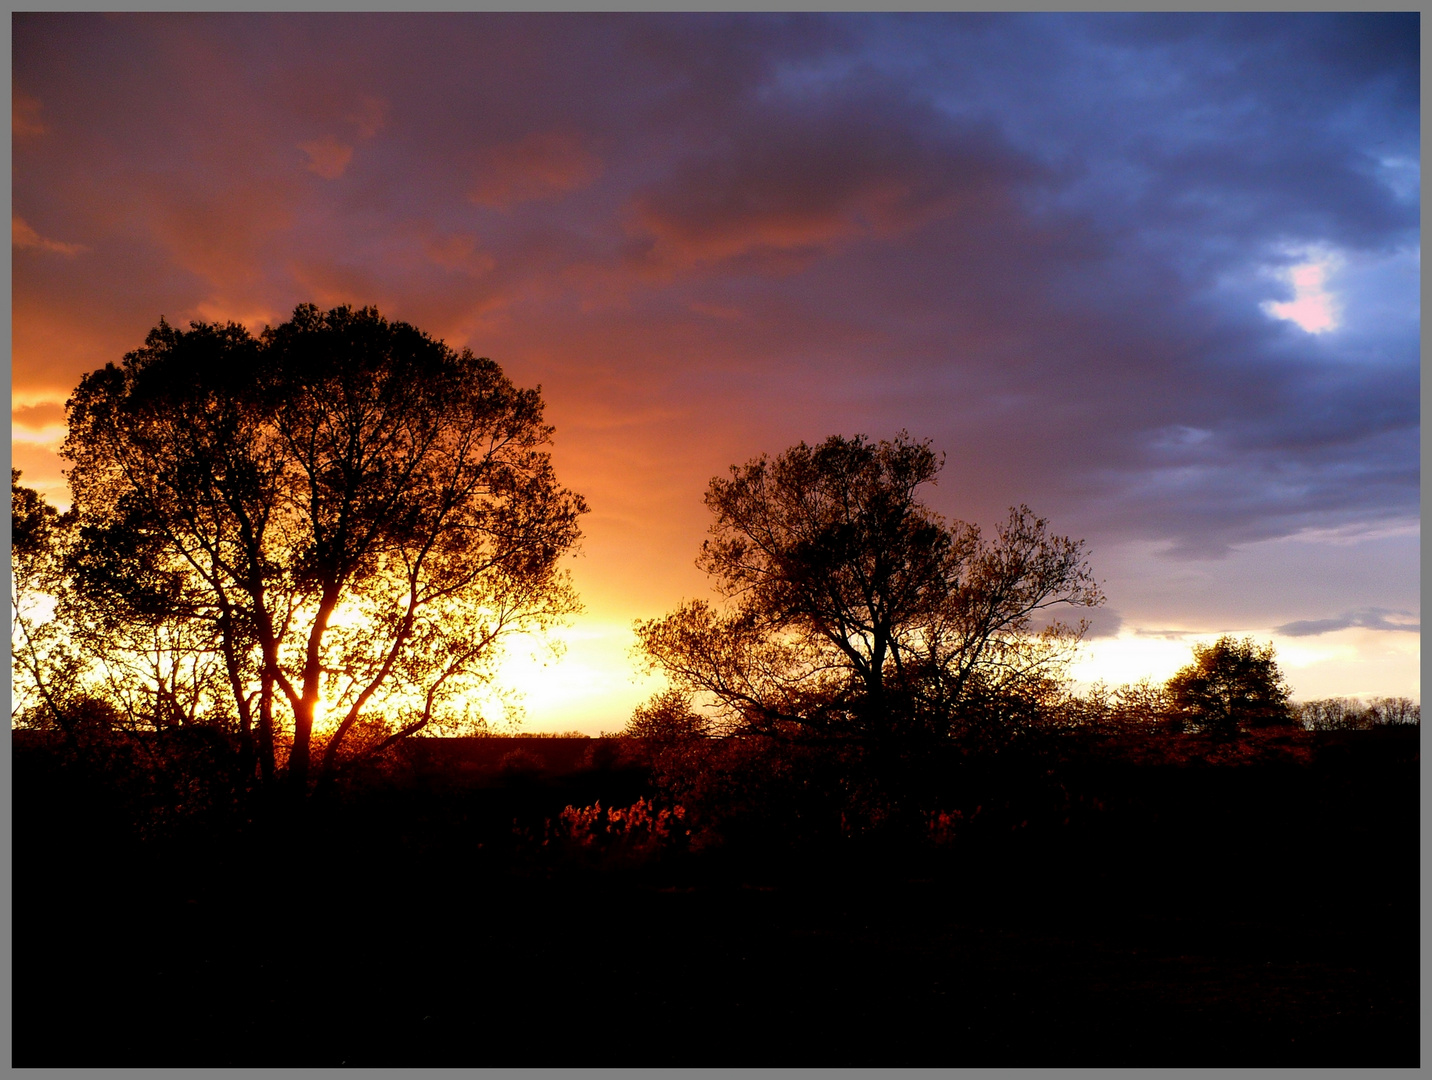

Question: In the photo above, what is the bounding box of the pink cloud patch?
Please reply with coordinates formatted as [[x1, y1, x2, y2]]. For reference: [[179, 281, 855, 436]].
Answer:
[[13, 92, 45, 139], [346, 94, 389, 139], [12, 216, 86, 255], [470, 130, 603, 209], [299, 135, 355, 180], [424, 233, 496, 275]]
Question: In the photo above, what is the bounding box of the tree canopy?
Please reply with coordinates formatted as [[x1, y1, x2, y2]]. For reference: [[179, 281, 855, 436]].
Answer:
[[1165, 635, 1293, 735], [57, 304, 587, 786], [635, 433, 1103, 746]]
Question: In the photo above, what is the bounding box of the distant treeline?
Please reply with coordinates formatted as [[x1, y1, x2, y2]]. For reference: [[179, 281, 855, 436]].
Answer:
[[1293, 696, 1420, 730], [1030, 681, 1419, 735]]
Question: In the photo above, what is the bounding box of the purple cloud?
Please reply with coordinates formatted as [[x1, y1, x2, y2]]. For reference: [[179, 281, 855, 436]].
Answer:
[[1275, 609, 1420, 637]]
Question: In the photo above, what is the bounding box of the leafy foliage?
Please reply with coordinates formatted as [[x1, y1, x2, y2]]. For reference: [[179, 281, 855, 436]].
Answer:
[[538, 797, 690, 868], [1045, 677, 1178, 733], [623, 688, 713, 745], [57, 304, 587, 786], [636, 433, 1103, 747], [11, 470, 90, 731], [1164, 636, 1293, 736]]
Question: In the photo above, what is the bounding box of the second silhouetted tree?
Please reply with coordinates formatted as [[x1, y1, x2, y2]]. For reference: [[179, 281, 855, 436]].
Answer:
[[636, 433, 1103, 747]]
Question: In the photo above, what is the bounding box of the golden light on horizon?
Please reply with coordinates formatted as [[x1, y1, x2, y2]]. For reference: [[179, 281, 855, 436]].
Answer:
[[479, 621, 664, 735], [1071, 625, 1421, 703]]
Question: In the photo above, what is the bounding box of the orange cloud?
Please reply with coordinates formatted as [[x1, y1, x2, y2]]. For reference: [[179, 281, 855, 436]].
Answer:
[[145, 179, 293, 290], [470, 130, 603, 209], [346, 94, 389, 139], [687, 301, 748, 322], [287, 258, 389, 312], [630, 164, 997, 273], [630, 200, 853, 271], [299, 135, 355, 179], [12, 442, 70, 507], [190, 299, 283, 332], [12, 401, 67, 438], [10, 295, 148, 403], [13, 92, 45, 139], [424, 233, 497, 275], [12, 216, 86, 255]]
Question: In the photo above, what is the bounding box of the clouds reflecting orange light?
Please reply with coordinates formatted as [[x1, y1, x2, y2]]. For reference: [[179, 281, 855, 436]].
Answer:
[[13, 14, 1418, 731]]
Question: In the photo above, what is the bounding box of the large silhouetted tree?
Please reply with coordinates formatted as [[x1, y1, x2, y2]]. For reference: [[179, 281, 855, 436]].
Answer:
[[63, 304, 587, 787], [635, 433, 1102, 746]]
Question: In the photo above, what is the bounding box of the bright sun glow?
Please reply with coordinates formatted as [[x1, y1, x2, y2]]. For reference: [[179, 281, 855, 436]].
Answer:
[[1068, 631, 1205, 689], [483, 621, 663, 735], [1261, 250, 1341, 333]]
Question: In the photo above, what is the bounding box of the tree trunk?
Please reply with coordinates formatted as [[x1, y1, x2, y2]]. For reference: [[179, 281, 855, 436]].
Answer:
[[218, 606, 257, 782], [287, 588, 340, 791], [257, 673, 276, 785], [288, 702, 314, 790]]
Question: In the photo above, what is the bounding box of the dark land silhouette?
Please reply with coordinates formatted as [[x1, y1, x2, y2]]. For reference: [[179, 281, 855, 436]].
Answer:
[[13, 723, 1418, 1067]]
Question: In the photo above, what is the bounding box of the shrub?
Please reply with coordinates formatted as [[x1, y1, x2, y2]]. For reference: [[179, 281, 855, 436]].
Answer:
[[541, 797, 689, 867], [623, 689, 713, 745]]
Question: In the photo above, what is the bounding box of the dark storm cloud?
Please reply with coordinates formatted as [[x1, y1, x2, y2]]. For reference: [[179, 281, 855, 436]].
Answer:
[[627, 80, 1040, 272], [1030, 606, 1125, 641], [894, 13, 1422, 554], [1275, 608, 1420, 638], [12, 12, 1419, 571]]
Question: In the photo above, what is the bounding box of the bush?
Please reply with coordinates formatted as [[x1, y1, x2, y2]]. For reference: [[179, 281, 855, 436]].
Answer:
[[623, 689, 713, 745], [15, 720, 251, 845], [1043, 677, 1178, 733], [538, 797, 689, 868]]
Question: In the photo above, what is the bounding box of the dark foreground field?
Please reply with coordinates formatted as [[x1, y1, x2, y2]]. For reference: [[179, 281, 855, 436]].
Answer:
[[13, 728, 1420, 1067]]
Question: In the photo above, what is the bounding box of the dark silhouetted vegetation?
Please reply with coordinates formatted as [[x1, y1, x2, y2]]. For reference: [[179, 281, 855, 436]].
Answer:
[[1295, 695, 1420, 730], [16, 304, 586, 789], [14, 721, 1418, 1066], [1164, 634, 1294, 736], [636, 433, 1103, 749], [631, 433, 1107, 836]]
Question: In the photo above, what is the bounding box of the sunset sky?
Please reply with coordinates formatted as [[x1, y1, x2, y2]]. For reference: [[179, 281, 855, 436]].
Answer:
[[12, 13, 1420, 733]]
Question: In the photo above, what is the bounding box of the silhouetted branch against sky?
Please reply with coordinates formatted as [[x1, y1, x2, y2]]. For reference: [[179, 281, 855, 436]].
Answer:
[[13, 14, 1419, 727]]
